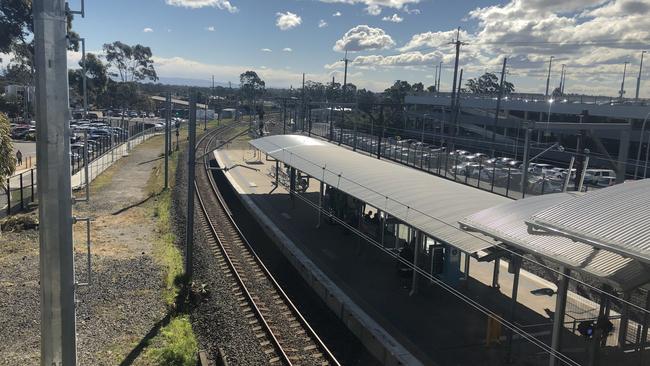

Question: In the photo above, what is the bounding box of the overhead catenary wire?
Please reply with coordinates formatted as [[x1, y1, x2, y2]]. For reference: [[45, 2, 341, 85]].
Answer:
[[263, 139, 650, 316]]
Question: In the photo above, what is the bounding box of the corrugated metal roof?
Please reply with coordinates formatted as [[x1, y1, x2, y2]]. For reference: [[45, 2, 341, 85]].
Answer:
[[528, 179, 650, 265], [250, 135, 509, 254], [460, 193, 650, 290]]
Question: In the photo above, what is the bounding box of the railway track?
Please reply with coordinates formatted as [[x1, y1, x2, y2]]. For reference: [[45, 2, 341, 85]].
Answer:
[[194, 124, 339, 366]]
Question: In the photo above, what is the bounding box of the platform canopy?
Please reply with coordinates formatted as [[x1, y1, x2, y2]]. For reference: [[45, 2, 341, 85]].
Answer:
[[528, 179, 650, 265], [250, 134, 509, 254], [150, 95, 208, 109], [460, 193, 650, 291]]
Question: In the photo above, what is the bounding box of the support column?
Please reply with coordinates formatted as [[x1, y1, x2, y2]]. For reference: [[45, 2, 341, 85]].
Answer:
[[549, 267, 570, 366], [492, 258, 501, 289], [617, 127, 631, 184], [618, 292, 631, 348], [410, 230, 422, 296], [394, 223, 399, 249], [464, 253, 470, 280], [34, 1, 77, 364], [289, 167, 296, 204], [506, 256, 522, 361], [380, 212, 386, 247], [317, 182, 324, 228]]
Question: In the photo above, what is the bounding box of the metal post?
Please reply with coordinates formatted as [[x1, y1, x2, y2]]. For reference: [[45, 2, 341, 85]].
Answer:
[[636, 51, 646, 101], [19, 173, 24, 210], [563, 156, 575, 192], [34, 0, 77, 363], [492, 258, 500, 288], [81, 37, 87, 114], [410, 230, 421, 297], [30, 169, 34, 202], [164, 93, 171, 190], [185, 93, 197, 281], [634, 113, 650, 179], [549, 267, 571, 366], [506, 256, 521, 361], [317, 181, 323, 228], [521, 122, 532, 198], [83, 130, 89, 201], [545, 56, 554, 97], [493, 58, 507, 146]]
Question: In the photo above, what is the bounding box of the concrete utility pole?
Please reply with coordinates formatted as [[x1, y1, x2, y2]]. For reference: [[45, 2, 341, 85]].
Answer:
[[620, 61, 630, 100], [302, 73, 306, 130], [34, 0, 77, 364], [636, 51, 646, 101], [545, 56, 554, 97], [493, 57, 508, 146], [185, 93, 197, 281], [449, 28, 464, 154]]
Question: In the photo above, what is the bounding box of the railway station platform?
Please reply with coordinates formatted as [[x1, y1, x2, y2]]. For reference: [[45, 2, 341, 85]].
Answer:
[[214, 137, 646, 365], [211, 137, 608, 366]]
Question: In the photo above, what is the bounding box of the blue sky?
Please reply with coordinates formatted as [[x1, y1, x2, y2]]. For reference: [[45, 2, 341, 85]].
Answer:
[[65, 0, 650, 97]]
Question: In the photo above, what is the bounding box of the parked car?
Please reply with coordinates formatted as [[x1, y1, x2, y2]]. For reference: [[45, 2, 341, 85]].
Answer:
[[584, 169, 617, 187]]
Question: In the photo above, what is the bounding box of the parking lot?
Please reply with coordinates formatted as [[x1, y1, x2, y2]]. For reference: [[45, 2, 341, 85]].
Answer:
[[309, 124, 614, 200]]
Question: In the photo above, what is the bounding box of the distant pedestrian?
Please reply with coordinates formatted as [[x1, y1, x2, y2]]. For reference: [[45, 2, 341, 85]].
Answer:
[[16, 150, 23, 166]]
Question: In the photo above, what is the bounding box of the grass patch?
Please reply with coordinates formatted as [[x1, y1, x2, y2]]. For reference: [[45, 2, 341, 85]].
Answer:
[[145, 316, 198, 366]]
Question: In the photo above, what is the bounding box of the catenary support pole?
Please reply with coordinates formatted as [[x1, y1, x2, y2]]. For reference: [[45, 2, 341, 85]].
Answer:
[[185, 93, 197, 281], [636, 51, 646, 101], [164, 93, 171, 190], [34, 0, 77, 364]]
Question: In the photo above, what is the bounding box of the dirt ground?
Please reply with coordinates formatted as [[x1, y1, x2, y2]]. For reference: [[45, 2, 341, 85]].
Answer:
[[0, 136, 169, 365]]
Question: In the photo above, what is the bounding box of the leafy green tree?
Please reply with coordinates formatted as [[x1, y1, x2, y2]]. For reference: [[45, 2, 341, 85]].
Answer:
[[0, 112, 16, 190], [412, 82, 424, 92], [103, 41, 158, 82], [427, 85, 436, 93], [68, 53, 109, 108], [239, 70, 265, 109], [384, 80, 412, 104], [466, 72, 514, 95]]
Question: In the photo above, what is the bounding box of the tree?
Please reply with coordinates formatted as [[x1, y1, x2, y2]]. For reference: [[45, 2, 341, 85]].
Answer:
[[551, 87, 563, 98], [103, 41, 158, 82], [239, 71, 265, 110], [68, 53, 109, 108], [384, 80, 412, 104], [466, 72, 515, 95], [427, 85, 436, 93], [412, 82, 424, 93], [0, 112, 16, 190]]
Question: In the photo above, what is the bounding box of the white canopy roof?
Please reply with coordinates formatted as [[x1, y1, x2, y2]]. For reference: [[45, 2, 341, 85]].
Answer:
[[250, 135, 509, 254], [528, 179, 650, 265], [460, 193, 650, 290]]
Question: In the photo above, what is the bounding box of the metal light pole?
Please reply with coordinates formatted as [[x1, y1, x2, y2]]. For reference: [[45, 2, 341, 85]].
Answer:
[[164, 93, 171, 189], [434, 64, 439, 92], [559, 64, 566, 95], [81, 37, 87, 114], [438, 61, 442, 93], [636, 51, 646, 101], [185, 93, 197, 281], [521, 121, 532, 198], [619, 61, 630, 100], [634, 111, 650, 179], [492, 57, 508, 147], [545, 56, 554, 97], [34, 0, 77, 364]]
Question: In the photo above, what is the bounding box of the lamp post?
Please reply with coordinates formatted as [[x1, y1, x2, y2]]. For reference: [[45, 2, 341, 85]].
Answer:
[[634, 111, 650, 179], [545, 99, 554, 139], [636, 51, 646, 101], [619, 61, 630, 100], [545, 56, 554, 97]]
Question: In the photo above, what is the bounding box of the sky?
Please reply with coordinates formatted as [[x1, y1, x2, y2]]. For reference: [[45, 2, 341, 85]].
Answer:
[[58, 0, 650, 96]]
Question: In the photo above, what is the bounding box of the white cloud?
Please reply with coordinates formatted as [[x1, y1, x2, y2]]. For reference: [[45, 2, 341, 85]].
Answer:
[[319, 19, 328, 28], [276, 11, 302, 30], [365, 4, 382, 15], [333, 11, 342, 16], [403, 5, 420, 14], [382, 14, 403, 23], [283, 48, 293, 52], [165, 0, 238, 13], [333, 25, 395, 52], [319, 0, 420, 13], [143, 28, 154, 33], [260, 48, 272, 52], [205, 26, 215, 31]]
